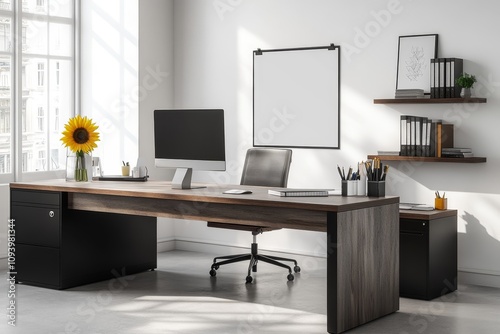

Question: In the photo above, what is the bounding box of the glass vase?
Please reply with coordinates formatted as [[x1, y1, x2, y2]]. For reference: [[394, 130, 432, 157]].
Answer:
[[66, 150, 92, 182]]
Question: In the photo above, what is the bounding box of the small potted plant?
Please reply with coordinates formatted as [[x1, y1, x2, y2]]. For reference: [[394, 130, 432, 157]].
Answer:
[[455, 72, 477, 98]]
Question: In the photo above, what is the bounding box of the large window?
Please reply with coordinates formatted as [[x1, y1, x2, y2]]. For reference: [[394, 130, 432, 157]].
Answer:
[[0, 0, 76, 181]]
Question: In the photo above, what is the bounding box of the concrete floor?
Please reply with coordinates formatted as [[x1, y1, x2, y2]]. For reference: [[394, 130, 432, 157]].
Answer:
[[1, 250, 499, 334]]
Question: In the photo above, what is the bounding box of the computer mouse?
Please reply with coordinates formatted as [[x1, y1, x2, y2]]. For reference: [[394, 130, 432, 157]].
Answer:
[[223, 189, 253, 195]]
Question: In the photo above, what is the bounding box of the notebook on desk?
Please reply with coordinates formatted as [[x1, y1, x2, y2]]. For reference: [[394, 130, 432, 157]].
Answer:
[[268, 188, 335, 197], [399, 203, 434, 211]]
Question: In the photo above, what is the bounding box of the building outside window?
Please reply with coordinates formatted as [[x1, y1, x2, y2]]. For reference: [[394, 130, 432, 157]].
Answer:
[[36, 149, 46, 171], [37, 106, 44, 131], [0, 153, 9, 173], [55, 61, 59, 85], [37, 62, 44, 86]]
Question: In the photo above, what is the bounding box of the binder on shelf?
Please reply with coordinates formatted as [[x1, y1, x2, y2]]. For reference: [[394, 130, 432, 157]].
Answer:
[[420, 117, 428, 157], [430, 59, 436, 98], [436, 120, 443, 157], [415, 117, 422, 156], [441, 124, 454, 149], [438, 58, 446, 98], [434, 58, 439, 98], [450, 58, 464, 98], [268, 188, 335, 197], [425, 118, 432, 157], [445, 58, 452, 98], [409, 116, 416, 156], [400, 115, 408, 156], [429, 120, 437, 157], [434, 122, 454, 157], [406, 116, 411, 156]]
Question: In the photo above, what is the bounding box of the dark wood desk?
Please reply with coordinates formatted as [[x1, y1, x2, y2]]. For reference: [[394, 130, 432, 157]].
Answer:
[[10, 179, 400, 334]]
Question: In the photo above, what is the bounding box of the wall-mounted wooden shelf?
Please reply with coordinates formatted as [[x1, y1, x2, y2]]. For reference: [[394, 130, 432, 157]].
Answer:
[[373, 97, 487, 104], [367, 155, 487, 163]]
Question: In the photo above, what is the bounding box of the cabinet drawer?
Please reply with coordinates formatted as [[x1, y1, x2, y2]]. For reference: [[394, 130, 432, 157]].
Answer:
[[11, 189, 61, 206], [12, 205, 60, 248], [400, 218, 428, 233], [400, 230, 428, 298], [16, 244, 60, 288]]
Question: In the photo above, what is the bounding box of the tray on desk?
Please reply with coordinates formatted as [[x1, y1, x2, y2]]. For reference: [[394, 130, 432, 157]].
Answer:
[[95, 175, 148, 182]]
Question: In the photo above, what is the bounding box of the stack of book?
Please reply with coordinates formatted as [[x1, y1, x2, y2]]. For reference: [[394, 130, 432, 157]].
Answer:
[[377, 150, 400, 156], [400, 115, 454, 157], [441, 148, 474, 158], [430, 58, 463, 98], [395, 89, 424, 98]]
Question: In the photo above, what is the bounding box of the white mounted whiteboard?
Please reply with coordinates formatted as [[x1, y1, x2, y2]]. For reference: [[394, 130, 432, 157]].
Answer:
[[253, 45, 340, 149]]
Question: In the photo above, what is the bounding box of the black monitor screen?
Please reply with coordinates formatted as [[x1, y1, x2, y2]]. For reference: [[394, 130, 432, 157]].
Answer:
[[154, 109, 225, 166]]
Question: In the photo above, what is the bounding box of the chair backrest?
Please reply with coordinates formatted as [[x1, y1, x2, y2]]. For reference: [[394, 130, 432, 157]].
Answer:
[[240, 148, 292, 187]]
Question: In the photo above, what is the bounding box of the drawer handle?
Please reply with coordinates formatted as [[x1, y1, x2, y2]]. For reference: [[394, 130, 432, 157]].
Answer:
[[49, 210, 55, 218]]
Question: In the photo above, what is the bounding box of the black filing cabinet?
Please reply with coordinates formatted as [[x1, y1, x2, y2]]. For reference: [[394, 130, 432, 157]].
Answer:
[[11, 188, 157, 289], [12, 189, 62, 288], [399, 210, 457, 300]]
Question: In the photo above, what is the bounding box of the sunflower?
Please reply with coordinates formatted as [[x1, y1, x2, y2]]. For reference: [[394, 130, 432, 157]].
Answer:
[[61, 115, 100, 154]]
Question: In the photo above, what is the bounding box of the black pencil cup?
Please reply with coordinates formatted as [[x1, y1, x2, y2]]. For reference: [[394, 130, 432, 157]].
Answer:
[[367, 181, 385, 197]]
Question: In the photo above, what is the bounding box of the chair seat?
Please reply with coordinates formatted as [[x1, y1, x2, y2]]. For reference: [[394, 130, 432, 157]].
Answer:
[[207, 222, 280, 234]]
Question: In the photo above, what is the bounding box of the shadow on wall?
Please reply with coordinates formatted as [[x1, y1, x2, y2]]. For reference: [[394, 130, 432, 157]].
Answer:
[[459, 211, 500, 273]]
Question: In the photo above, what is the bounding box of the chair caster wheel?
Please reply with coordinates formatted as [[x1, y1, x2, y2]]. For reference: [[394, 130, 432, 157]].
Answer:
[[246, 275, 253, 283], [252, 265, 257, 272], [209, 269, 217, 277], [294, 266, 301, 273], [287, 274, 294, 281]]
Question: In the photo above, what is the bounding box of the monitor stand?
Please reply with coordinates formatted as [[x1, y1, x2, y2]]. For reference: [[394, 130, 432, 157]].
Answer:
[[171, 168, 206, 190]]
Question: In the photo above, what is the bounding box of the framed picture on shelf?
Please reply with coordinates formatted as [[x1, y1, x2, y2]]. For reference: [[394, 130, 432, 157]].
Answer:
[[396, 34, 438, 94]]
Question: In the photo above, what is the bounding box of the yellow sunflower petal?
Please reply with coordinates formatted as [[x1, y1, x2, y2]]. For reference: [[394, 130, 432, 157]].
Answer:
[[61, 115, 100, 154]]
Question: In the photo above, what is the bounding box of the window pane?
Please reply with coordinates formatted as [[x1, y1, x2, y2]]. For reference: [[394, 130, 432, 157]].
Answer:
[[23, 57, 48, 172], [23, 19, 48, 54], [0, 0, 11, 11], [49, 22, 71, 56], [23, 0, 72, 18], [6, 0, 75, 177], [0, 56, 11, 175], [50, 0, 73, 18], [23, 0, 47, 15], [49, 59, 71, 170], [0, 17, 12, 52]]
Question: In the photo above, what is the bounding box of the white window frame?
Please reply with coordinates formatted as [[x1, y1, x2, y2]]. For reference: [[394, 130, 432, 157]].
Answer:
[[0, 0, 79, 183]]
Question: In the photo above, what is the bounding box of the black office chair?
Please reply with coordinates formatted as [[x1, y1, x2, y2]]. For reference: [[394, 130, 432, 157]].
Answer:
[[208, 148, 300, 283]]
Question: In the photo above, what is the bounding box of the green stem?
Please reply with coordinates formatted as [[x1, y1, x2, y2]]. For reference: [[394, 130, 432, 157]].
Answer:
[[74, 151, 88, 182]]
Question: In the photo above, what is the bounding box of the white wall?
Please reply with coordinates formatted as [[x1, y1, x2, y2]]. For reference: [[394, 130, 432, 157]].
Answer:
[[166, 0, 500, 287], [138, 0, 176, 250], [81, 0, 176, 250], [81, 0, 140, 175]]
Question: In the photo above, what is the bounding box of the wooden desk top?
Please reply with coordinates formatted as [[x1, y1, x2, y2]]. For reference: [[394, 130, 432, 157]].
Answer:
[[10, 179, 398, 213], [399, 209, 457, 220]]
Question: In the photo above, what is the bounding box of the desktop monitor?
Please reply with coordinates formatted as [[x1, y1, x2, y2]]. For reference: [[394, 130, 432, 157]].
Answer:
[[154, 109, 226, 189]]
